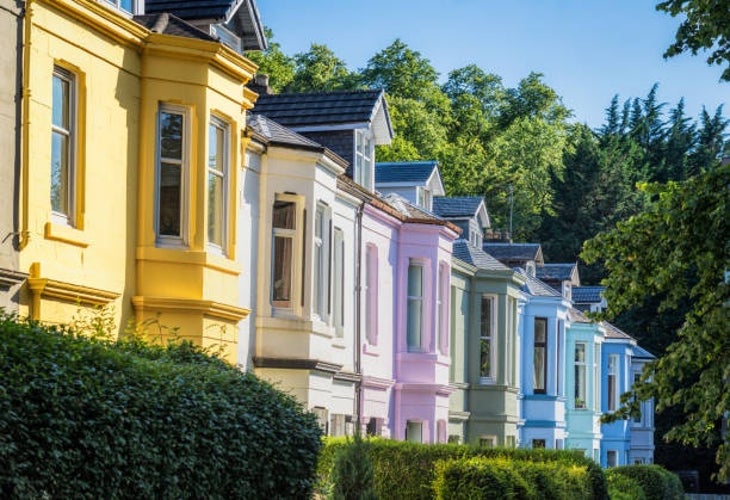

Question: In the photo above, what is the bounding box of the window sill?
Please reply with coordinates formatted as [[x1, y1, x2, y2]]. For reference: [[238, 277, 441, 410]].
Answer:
[[137, 246, 240, 275], [44, 222, 89, 248]]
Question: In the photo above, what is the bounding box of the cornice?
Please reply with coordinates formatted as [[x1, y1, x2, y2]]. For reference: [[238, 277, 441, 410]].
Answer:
[[132, 295, 250, 321]]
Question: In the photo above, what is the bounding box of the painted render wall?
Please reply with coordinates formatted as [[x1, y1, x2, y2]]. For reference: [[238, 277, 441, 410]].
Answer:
[[520, 295, 569, 449], [0, 0, 24, 310], [600, 339, 633, 466], [448, 264, 472, 443]]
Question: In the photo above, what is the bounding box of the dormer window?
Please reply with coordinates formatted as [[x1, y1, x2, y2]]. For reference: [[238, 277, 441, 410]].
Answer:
[[355, 129, 374, 191], [417, 186, 432, 211], [101, 0, 139, 15], [526, 261, 536, 277]]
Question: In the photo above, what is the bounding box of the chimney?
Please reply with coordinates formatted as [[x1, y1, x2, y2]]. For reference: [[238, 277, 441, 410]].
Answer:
[[249, 73, 273, 95]]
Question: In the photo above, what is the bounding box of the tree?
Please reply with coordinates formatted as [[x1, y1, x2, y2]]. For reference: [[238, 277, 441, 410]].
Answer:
[[245, 28, 295, 92], [285, 43, 358, 93], [656, 0, 730, 81], [582, 164, 730, 480]]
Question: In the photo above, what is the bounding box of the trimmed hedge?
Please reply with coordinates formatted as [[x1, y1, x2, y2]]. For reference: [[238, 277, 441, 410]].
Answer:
[[433, 457, 531, 499], [0, 314, 322, 498], [610, 464, 683, 500], [605, 469, 646, 500], [318, 438, 608, 499]]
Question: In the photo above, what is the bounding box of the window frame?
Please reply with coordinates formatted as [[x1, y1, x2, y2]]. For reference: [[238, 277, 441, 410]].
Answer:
[[406, 260, 425, 352], [313, 203, 332, 322], [607, 354, 619, 412], [365, 244, 378, 345], [594, 344, 601, 412], [479, 294, 497, 383], [354, 128, 374, 191], [50, 66, 77, 226], [207, 115, 229, 254], [271, 193, 304, 313], [437, 262, 449, 355], [533, 317, 548, 394], [333, 227, 345, 336], [155, 103, 190, 247], [406, 420, 423, 443], [574, 342, 587, 409]]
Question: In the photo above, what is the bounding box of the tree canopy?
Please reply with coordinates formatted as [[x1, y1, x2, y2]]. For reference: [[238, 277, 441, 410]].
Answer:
[[657, 0, 730, 81], [582, 164, 730, 480]]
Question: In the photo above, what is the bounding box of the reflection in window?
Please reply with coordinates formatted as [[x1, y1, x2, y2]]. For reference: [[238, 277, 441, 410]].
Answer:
[[207, 118, 228, 250], [534, 318, 547, 393], [574, 343, 587, 408], [157, 108, 184, 239], [51, 67, 75, 224], [407, 262, 423, 351], [480, 296, 495, 380], [272, 200, 296, 308]]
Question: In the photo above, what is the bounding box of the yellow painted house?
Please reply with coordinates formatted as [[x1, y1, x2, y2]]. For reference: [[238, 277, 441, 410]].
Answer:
[[17, 0, 265, 362]]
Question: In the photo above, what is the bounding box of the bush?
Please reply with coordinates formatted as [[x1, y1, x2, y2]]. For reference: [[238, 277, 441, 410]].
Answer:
[[331, 433, 376, 500], [610, 464, 683, 500], [0, 313, 322, 498], [605, 469, 646, 500], [433, 457, 531, 499], [317, 439, 608, 499]]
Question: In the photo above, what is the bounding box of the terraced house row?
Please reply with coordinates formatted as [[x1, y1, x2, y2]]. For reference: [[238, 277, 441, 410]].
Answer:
[[0, 0, 654, 467]]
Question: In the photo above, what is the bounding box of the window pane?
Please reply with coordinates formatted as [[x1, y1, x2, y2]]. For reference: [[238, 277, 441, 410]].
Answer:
[[535, 319, 546, 343], [273, 201, 296, 229], [208, 171, 223, 245], [208, 123, 225, 173], [408, 264, 422, 296], [273, 236, 292, 304], [534, 346, 546, 391], [160, 112, 183, 160], [120, 0, 133, 12], [480, 337, 491, 377], [575, 343, 585, 362], [158, 162, 181, 236], [481, 297, 492, 337], [407, 298, 422, 350], [50, 131, 69, 214], [52, 75, 69, 129]]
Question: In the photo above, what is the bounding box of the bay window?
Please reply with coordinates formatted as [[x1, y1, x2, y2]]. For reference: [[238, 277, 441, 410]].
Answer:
[[272, 197, 298, 309], [534, 317, 547, 394], [333, 228, 345, 335], [51, 66, 76, 225], [313, 203, 331, 320], [608, 354, 619, 412]]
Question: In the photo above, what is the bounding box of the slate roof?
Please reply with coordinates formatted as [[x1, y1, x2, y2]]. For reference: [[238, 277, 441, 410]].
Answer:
[[573, 286, 605, 303], [453, 240, 511, 272], [483, 243, 542, 263], [602, 321, 634, 341], [247, 114, 347, 167], [515, 268, 561, 297], [144, 0, 266, 50], [537, 263, 577, 282], [567, 307, 592, 323], [382, 193, 442, 222], [375, 161, 438, 184], [253, 90, 389, 129], [134, 13, 216, 41], [632, 345, 656, 360], [432, 196, 484, 218]]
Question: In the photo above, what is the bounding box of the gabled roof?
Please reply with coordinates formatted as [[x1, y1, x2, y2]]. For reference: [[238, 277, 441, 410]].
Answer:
[[537, 263, 580, 284], [433, 196, 490, 229], [252, 90, 393, 145], [515, 268, 562, 297], [602, 321, 634, 341], [247, 114, 347, 168], [134, 13, 217, 41], [144, 0, 266, 50], [375, 161, 437, 184], [632, 345, 656, 360], [483, 242, 543, 264], [568, 307, 592, 323], [453, 240, 511, 272], [382, 193, 441, 222], [573, 286, 605, 303]]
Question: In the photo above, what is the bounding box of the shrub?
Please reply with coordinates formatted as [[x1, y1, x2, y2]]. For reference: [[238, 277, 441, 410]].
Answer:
[[317, 439, 608, 499], [331, 433, 376, 500], [605, 469, 646, 500], [0, 313, 322, 498], [433, 457, 531, 499], [610, 464, 683, 500]]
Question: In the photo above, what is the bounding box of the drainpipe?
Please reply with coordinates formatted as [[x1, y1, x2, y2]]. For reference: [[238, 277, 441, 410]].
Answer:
[[353, 201, 364, 434], [18, 0, 32, 250]]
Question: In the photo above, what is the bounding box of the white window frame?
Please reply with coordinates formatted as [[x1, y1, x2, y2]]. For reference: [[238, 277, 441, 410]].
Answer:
[[406, 260, 425, 352], [365, 244, 378, 345], [156, 103, 190, 247], [333, 227, 345, 336], [437, 262, 449, 355], [313, 203, 331, 322], [533, 317, 548, 394], [355, 129, 374, 191], [417, 186, 432, 210], [608, 354, 619, 412], [51, 66, 77, 226], [207, 115, 229, 254], [594, 344, 601, 412], [101, 0, 140, 15], [406, 420, 423, 443], [479, 294, 497, 383], [271, 193, 304, 313], [479, 435, 496, 448], [574, 342, 587, 409]]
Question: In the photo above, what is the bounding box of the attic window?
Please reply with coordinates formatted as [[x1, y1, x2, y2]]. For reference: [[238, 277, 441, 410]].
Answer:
[[355, 129, 374, 191], [101, 0, 136, 15]]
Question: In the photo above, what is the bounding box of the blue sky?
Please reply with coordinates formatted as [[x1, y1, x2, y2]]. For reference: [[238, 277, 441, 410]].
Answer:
[[256, 0, 727, 129]]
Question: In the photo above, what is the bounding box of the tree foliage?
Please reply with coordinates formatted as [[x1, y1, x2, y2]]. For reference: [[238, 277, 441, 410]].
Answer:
[[582, 164, 730, 480], [656, 0, 730, 81]]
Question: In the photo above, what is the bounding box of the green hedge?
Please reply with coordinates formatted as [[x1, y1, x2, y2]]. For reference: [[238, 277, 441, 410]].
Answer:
[[610, 465, 683, 500], [433, 457, 532, 499], [605, 468, 646, 500], [318, 438, 608, 499], [0, 314, 322, 498]]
